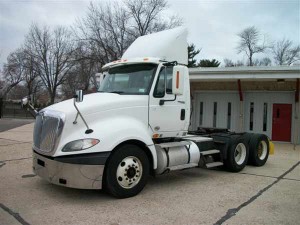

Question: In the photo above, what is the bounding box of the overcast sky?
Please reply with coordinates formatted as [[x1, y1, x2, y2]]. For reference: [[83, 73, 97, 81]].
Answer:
[[0, 0, 299, 66]]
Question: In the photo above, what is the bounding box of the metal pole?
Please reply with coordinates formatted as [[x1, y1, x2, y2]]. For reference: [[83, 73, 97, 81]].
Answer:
[[0, 98, 3, 118]]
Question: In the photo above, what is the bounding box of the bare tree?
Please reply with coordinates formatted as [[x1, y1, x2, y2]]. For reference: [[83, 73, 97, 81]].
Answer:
[[237, 26, 268, 66], [75, 2, 131, 66], [0, 49, 26, 98], [22, 51, 43, 102], [253, 57, 272, 66], [62, 41, 97, 99], [75, 0, 182, 67], [272, 38, 300, 65], [125, 0, 182, 37], [25, 24, 75, 104], [223, 58, 245, 67]]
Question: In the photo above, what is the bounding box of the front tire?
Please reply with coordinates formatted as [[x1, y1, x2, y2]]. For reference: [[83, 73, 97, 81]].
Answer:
[[104, 144, 150, 198], [224, 138, 249, 172]]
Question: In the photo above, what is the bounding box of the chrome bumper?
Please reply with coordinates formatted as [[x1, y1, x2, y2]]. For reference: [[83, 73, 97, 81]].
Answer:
[[33, 152, 105, 189]]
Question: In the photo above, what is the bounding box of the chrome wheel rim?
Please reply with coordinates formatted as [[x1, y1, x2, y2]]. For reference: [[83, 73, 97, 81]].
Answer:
[[257, 140, 268, 160], [116, 156, 142, 189], [234, 143, 247, 165]]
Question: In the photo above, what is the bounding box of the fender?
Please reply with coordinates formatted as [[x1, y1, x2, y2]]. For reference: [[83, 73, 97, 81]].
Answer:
[[54, 113, 158, 169]]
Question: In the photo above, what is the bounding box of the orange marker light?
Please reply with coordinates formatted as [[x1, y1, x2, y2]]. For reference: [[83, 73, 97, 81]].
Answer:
[[143, 58, 149, 61], [176, 71, 179, 89], [152, 133, 160, 138]]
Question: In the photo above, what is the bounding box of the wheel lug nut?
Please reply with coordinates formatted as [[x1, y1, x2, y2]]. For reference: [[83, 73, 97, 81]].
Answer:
[[126, 178, 128, 180]]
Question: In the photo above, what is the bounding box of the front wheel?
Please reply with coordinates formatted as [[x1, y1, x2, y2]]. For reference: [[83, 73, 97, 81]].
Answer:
[[224, 138, 249, 172], [104, 144, 150, 198]]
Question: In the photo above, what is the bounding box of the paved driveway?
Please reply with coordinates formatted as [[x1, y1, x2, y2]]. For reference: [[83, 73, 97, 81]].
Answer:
[[0, 118, 34, 132], [0, 124, 299, 225]]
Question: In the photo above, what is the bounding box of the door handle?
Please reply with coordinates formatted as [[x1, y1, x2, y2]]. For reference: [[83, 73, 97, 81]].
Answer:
[[180, 109, 185, 120], [178, 101, 185, 104]]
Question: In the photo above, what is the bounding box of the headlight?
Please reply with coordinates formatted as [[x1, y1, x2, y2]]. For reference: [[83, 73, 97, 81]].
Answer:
[[62, 139, 100, 152]]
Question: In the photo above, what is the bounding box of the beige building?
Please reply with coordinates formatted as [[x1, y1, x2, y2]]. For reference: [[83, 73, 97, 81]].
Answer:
[[189, 66, 300, 144]]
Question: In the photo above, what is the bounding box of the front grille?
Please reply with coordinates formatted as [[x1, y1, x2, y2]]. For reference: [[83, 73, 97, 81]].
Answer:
[[33, 111, 65, 153]]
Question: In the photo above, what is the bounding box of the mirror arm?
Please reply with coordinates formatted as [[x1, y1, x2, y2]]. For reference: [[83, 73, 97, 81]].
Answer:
[[28, 104, 38, 118], [24, 103, 38, 118], [72, 98, 93, 134], [159, 95, 177, 106]]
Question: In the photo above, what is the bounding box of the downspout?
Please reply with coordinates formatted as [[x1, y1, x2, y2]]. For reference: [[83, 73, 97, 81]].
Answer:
[[238, 79, 244, 132], [294, 78, 299, 150]]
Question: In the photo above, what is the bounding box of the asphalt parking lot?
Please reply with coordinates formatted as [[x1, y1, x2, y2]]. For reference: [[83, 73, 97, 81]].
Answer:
[[0, 122, 299, 225]]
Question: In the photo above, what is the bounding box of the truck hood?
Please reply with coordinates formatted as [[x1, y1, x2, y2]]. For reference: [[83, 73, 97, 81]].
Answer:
[[44, 93, 148, 116]]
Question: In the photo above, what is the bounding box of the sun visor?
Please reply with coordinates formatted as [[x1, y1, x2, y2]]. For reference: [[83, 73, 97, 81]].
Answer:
[[122, 27, 188, 65]]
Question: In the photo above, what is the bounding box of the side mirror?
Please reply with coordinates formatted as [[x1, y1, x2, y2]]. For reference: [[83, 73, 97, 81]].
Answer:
[[172, 65, 186, 95], [75, 90, 83, 102], [21, 96, 29, 108]]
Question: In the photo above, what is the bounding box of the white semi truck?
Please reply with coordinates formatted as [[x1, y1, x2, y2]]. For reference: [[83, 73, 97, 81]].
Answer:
[[24, 27, 272, 198]]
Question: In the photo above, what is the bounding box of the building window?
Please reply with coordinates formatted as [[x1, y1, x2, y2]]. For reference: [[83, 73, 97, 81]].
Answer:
[[263, 103, 268, 131], [227, 102, 231, 129], [199, 102, 203, 126], [213, 102, 217, 127], [250, 102, 254, 131]]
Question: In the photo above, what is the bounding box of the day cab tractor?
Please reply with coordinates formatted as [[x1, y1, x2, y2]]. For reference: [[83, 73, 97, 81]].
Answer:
[[23, 27, 273, 198]]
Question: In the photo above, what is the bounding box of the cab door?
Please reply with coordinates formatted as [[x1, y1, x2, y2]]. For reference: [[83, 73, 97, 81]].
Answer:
[[149, 66, 187, 136]]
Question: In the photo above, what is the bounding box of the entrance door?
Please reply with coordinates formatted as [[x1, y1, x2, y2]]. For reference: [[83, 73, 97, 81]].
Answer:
[[272, 104, 292, 142]]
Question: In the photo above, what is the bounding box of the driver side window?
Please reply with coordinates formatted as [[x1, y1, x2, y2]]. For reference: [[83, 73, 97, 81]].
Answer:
[[153, 66, 173, 98]]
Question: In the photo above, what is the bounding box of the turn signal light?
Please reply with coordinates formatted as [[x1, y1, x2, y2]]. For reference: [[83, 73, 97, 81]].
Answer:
[[152, 133, 160, 138]]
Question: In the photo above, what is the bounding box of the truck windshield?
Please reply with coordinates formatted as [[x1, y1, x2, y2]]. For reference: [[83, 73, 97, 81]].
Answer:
[[99, 64, 157, 95]]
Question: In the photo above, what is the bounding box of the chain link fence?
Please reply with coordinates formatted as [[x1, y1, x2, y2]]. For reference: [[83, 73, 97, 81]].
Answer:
[[0, 98, 34, 119]]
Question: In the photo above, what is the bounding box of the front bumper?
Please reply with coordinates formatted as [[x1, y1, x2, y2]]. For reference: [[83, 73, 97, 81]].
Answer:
[[33, 151, 110, 189]]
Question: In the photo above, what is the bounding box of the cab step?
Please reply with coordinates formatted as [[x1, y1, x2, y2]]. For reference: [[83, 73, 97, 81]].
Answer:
[[182, 136, 213, 143], [206, 162, 224, 168], [168, 163, 198, 171], [157, 141, 191, 148], [200, 149, 220, 156]]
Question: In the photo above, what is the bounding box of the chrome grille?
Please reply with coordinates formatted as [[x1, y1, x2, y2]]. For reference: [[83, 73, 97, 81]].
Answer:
[[33, 110, 65, 153]]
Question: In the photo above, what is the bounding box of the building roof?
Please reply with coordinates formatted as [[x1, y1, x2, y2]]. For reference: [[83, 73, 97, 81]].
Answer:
[[189, 65, 300, 81]]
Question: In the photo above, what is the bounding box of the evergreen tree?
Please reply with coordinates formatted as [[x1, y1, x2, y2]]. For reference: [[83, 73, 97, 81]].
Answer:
[[188, 44, 201, 67], [198, 59, 220, 67]]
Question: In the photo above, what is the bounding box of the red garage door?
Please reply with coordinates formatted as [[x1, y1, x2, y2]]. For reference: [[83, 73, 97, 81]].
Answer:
[[272, 104, 292, 142]]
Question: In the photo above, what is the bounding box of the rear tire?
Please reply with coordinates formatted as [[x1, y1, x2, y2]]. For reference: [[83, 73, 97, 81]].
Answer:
[[224, 138, 249, 172], [249, 134, 269, 166], [104, 144, 149, 198]]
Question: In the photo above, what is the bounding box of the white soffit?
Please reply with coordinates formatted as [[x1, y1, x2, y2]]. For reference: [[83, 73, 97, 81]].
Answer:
[[122, 27, 188, 65]]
